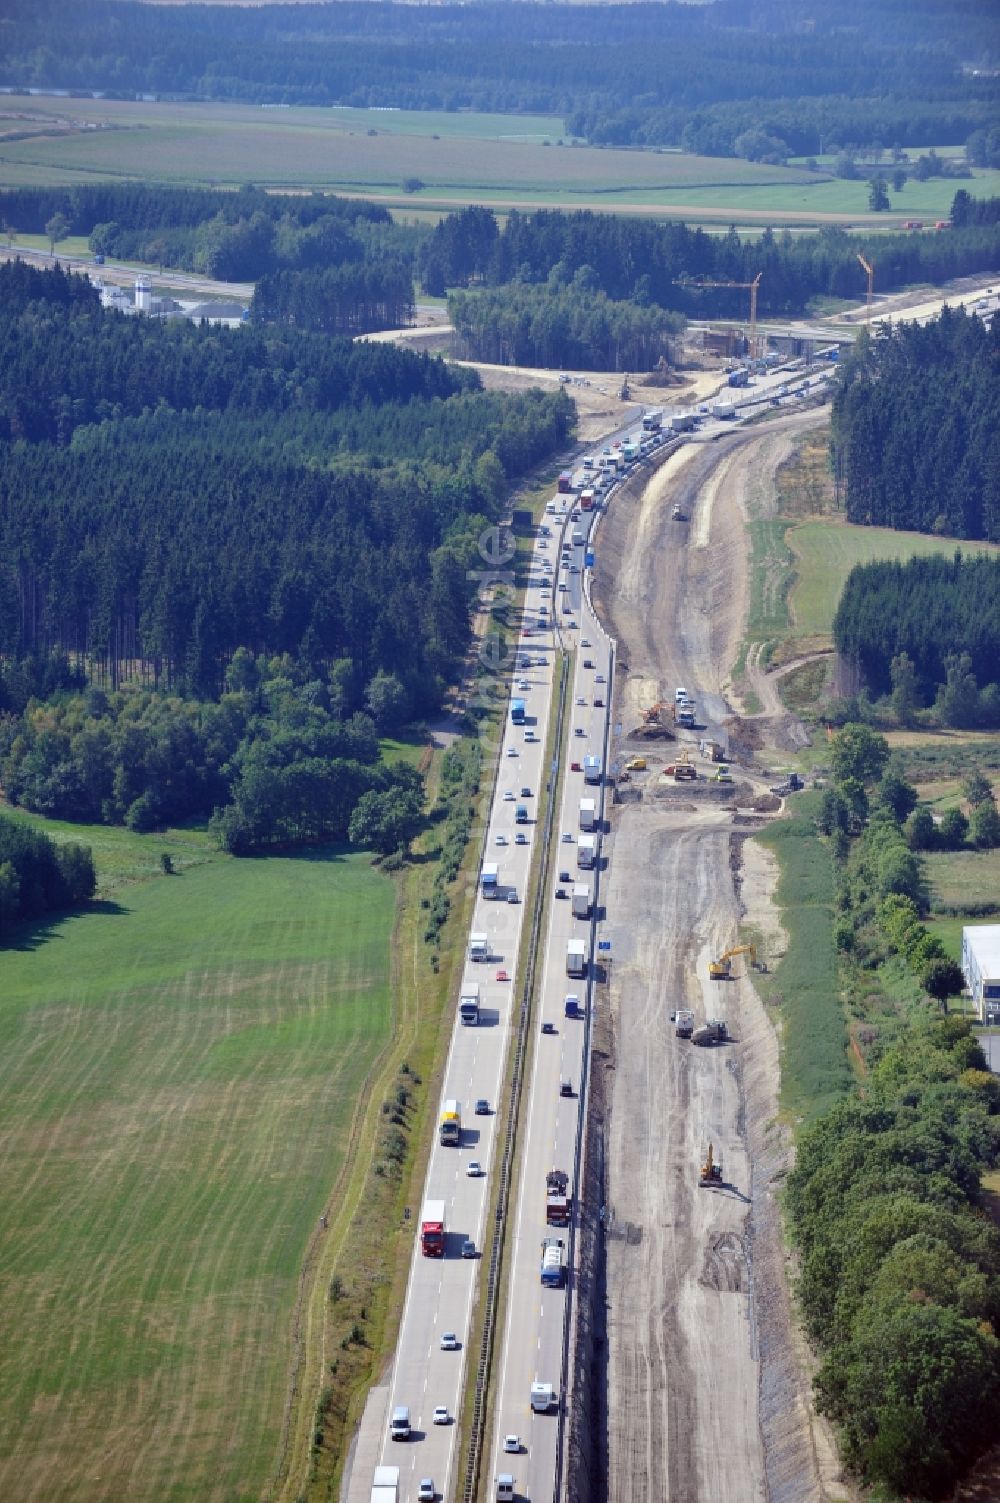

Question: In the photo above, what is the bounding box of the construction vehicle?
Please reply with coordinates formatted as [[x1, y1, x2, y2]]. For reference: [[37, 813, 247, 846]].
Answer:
[[420, 1200, 446, 1256], [624, 757, 646, 772], [674, 1009, 694, 1039], [692, 1018, 728, 1046], [714, 765, 733, 782], [699, 1143, 724, 1187], [546, 1169, 571, 1226], [642, 701, 670, 725], [709, 943, 759, 980], [673, 747, 697, 782]]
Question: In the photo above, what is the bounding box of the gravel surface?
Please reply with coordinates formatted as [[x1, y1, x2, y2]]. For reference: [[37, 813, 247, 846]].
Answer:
[[590, 416, 844, 1502]]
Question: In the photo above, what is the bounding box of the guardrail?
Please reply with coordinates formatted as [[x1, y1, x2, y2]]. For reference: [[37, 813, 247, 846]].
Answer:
[[461, 653, 570, 1503]]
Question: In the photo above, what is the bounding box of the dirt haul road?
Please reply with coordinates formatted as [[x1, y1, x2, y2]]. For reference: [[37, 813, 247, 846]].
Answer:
[[592, 413, 835, 1503]]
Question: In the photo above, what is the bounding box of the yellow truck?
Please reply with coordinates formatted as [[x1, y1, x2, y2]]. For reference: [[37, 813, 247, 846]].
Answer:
[[439, 1099, 461, 1146]]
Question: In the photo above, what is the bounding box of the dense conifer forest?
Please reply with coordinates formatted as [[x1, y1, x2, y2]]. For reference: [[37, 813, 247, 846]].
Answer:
[[0, 260, 572, 850], [831, 306, 1000, 542], [423, 203, 1000, 319], [1, 0, 995, 157], [833, 556, 1000, 720]]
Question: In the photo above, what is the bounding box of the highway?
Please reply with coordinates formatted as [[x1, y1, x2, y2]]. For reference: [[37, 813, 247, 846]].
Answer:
[[486, 471, 613, 1501], [348, 398, 818, 1503]]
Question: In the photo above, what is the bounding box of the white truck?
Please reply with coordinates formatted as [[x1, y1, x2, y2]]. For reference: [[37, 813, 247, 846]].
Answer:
[[571, 883, 591, 919], [469, 932, 489, 962], [712, 400, 736, 420], [540, 1236, 566, 1287], [481, 862, 500, 898], [579, 796, 596, 831], [531, 1380, 559, 1413], [583, 754, 603, 784], [459, 979, 480, 1025], [567, 938, 587, 977], [577, 833, 597, 869], [371, 1465, 399, 1503]]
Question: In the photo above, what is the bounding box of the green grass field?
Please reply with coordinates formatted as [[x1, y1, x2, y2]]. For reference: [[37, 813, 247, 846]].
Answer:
[[0, 818, 395, 1503], [751, 796, 853, 1120], [12, 94, 995, 225], [925, 847, 1000, 912]]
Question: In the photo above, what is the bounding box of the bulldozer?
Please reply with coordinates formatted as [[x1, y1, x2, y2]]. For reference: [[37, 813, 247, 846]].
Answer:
[[699, 1143, 723, 1188], [709, 943, 762, 980]]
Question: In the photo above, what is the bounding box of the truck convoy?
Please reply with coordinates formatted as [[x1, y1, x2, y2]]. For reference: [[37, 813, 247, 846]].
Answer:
[[642, 408, 664, 431], [566, 938, 587, 977], [459, 980, 480, 1025], [579, 797, 596, 831], [577, 833, 597, 869], [439, 1099, 461, 1145], [540, 1237, 566, 1287], [571, 884, 591, 919], [420, 1200, 446, 1256], [469, 932, 488, 962], [545, 1169, 571, 1226], [583, 754, 603, 784], [481, 862, 499, 898]]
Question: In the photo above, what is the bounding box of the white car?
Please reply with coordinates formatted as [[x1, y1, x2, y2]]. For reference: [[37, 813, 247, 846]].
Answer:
[[582, 638, 591, 647], [503, 1434, 521, 1453], [433, 1405, 450, 1425], [440, 1331, 459, 1350], [503, 790, 515, 801], [517, 679, 530, 690], [524, 730, 537, 742], [562, 832, 574, 843], [595, 673, 606, 683], [576, 695, 586, 705], [418, 1481, 435, 1503], [675, 687, 688, 701], [467, 1160, 483, 1177], [496, 833, 508, 846], [507, 746, 518, 757], [515, 832, 528, 845]]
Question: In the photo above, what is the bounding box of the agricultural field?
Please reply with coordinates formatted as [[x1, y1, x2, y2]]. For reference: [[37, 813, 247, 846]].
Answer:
[[9, 94, 988, 225], [0, 816, 396, 1503]]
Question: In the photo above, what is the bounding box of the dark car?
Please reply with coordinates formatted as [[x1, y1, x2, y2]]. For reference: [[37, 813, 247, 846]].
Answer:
[[475, 1098, 490, 1115], [559, 870, 571, 882], [555, 887, 567, 899], [462, 1239, 477, 1258], [541, 1021, 556, 1034], [583, 659, 594, 669]]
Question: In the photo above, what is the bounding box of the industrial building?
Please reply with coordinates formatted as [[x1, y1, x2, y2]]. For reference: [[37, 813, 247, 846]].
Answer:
[[961, 924, 1000, 1023]]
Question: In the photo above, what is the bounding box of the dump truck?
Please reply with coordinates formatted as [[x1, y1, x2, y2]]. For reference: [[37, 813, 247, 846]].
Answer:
[[571, 884, 591, 919], [420, 1200, 445, 1256], [579, 797, 597, 831], [566, 938, 587, 977], [459, 980, 480, 1025], [546, 1169, 571, 1226], [540, 1237, 566, 1287], [469, 932, 489, 963], [692, 1019, 728, 1046], [674, 1009, 694, 1039], [439, 1099, 461, 1146]]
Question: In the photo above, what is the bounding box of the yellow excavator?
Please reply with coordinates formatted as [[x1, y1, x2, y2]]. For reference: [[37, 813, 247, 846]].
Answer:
[[709, 943, 762, 980], [699, 1143, 723, 1187]]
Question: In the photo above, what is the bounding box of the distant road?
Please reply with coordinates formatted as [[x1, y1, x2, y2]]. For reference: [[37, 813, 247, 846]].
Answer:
[[0, 244, 254, 301]]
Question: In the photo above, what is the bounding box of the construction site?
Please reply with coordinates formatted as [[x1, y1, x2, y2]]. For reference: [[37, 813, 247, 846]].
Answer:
[[584, 408, 840, 1503]]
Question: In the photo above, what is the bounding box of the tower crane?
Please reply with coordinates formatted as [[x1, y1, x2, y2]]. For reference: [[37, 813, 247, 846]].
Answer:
[[678, 272, 763, 360], [857, 253, 875, 326]]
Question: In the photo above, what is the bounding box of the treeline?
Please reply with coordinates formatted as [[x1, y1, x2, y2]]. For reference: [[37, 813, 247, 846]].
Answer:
[[831, 305, 1000, 541], [422, 203, 1000, 320], [0, 0, 994, 158], [0, 261, 574, 701], [448, 281, 684, 372], [0, 812, 95, 937], [787, 1018, 1000, 1498], [252, 261, 413, 336], [0, 656, 424, 856], [801, 723, 1000, 1496], [833, 555, 1000, 712]]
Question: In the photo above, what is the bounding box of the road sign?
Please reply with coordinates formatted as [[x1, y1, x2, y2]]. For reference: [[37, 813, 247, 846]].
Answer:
[[598, 940, 612, 952]]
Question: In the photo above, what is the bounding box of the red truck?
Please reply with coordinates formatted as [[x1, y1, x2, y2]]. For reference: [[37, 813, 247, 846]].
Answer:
[[420, 1199, 445, 1256]]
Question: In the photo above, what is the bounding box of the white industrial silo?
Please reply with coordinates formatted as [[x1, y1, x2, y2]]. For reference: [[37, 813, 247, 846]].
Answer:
[[134, 274, 152, 313]]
